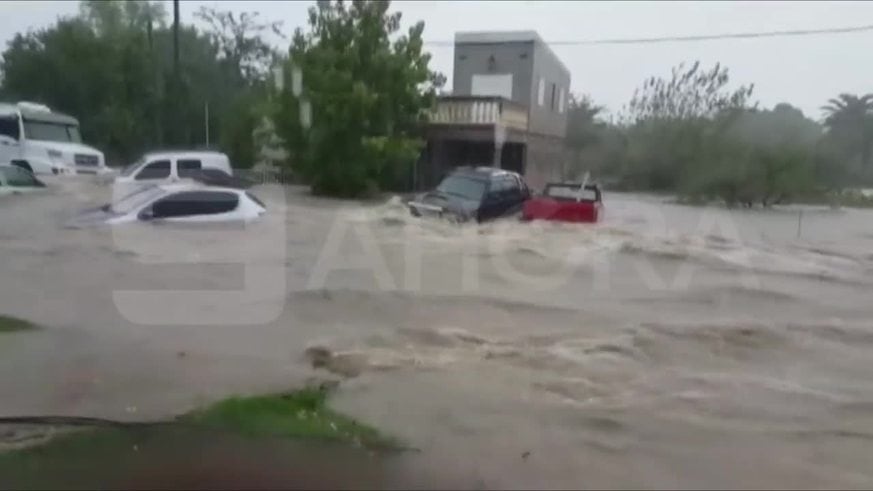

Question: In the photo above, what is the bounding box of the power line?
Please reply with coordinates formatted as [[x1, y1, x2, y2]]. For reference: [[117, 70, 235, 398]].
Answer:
[[423, 23, 873, 47]]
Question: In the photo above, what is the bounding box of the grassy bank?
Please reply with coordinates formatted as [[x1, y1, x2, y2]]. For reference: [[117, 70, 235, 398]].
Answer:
[[0, 315, 37, 333], [182, 387, 397, 449], [1, 386, 396, 453], [0, 387, 400, 487]]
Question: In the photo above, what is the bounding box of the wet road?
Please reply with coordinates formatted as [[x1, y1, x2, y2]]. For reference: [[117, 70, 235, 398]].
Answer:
[[1, 177, 873, 488]]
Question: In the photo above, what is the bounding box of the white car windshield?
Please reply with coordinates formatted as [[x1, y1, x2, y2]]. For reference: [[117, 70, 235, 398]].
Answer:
[[110, 186, 166, 214], [120, 158, 146, 177]]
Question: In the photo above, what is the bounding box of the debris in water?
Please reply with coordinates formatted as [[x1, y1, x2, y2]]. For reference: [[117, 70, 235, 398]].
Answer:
[[303, 346, 365, 378]]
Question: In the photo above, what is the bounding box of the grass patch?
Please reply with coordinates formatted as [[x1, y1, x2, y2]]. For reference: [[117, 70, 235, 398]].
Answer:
[[0, 387, 398, 463], [0, 315, 37, 332], [182, 386, 398, 450], [0, 387, 401, 487]]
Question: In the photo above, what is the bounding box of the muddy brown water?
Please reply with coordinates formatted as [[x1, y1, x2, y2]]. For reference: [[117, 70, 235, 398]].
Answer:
[[1, 177, 873, 488]]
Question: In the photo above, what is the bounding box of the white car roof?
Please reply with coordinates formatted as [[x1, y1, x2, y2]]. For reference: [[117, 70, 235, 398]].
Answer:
[[142, 150, 229, 161], [155, 182, 244, 194]]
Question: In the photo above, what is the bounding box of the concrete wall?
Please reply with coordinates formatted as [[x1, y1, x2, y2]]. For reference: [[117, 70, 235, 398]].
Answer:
[[528, 41, 571, 139], [453, 37, 570, 139], [452, 41, 534, 107]]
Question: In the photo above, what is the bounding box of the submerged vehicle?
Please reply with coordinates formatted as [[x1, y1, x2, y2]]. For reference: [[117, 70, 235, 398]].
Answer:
[[408, 166, 531, 223], [522, 182, 603, 223], [0, 101, 107, 176], [0, 164, 46, 196], [112, 150, 234, 197], [65, 183, 267, 229]]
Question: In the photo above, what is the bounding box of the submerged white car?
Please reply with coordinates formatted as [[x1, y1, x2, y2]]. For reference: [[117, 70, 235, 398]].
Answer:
[[65, 183, 267, 228]]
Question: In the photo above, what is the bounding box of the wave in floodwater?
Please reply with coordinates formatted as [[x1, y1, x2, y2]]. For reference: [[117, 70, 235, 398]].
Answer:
[[340, 194, 873, 288]]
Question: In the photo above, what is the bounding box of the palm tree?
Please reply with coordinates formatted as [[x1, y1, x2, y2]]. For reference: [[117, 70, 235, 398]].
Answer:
[[821, 93, 873, 168]]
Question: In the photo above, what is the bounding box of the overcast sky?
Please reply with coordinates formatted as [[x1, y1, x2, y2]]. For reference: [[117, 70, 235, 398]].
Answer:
[[1, 1, 871, 119]]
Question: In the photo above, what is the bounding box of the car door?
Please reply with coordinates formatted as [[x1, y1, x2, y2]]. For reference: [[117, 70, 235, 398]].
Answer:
[[491, 176, 517, 217], [502, 176, 525, 213], [478, 179, 504, 221], [140, 190, 242, 223]]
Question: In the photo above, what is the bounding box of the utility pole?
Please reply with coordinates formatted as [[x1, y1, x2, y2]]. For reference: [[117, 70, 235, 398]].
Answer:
[[172, 0, 181, 145], [173, 0, 180, 77], [147, 10, 162, 146], [204, 102, 210, 147]]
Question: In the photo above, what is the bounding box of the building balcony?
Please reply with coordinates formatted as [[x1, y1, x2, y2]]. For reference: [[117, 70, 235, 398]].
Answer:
[[429, 96, 528, 131]]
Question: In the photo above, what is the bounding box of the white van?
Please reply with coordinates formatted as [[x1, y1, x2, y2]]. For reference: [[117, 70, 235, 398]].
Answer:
[[113, 150, 233, 197], [0, 101, 107, 176]]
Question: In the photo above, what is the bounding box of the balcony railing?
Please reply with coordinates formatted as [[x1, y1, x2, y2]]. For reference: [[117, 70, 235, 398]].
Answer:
[[429, 96, 528, 131]]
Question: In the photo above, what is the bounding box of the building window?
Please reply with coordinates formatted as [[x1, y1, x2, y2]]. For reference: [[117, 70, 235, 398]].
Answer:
[[558, 88, 566, 113], [550, 83, 557, 111], [472, 73, 513, 99], [537, 78, 545, 106]]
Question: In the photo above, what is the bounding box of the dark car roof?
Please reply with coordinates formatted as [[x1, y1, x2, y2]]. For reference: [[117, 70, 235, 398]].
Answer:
[[450, 166, 522, 181]]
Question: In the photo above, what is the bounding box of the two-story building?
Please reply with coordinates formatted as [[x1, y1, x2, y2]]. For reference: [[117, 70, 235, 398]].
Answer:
[[417, 30, 571, 191]]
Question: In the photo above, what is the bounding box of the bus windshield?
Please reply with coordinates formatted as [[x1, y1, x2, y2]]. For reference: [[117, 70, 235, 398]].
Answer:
[[22, 120, 82, 143]]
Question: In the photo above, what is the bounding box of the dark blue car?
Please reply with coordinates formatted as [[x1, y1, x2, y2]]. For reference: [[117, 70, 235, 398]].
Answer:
[[408, 166, 531, 223]]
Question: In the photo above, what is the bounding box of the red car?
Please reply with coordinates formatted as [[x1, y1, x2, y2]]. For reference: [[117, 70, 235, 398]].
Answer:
[[521, 183, 603, 223]]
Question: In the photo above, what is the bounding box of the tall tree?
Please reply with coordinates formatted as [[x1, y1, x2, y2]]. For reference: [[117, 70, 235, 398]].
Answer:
[[821, 93, 873, 169], [564, 94, 626, 180], [79, 0, 166, 34], [276, 0, 444, 197], [194, 6, 284, 85], [623, 61, 755, 124], [566, 94, 605, 150]]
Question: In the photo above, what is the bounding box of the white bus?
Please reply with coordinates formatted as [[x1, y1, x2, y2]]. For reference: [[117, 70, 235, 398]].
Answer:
[[0, 101, 107, 176]]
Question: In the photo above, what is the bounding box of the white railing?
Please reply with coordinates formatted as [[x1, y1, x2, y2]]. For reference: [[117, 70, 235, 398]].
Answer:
[[430, 96, 528, 131]]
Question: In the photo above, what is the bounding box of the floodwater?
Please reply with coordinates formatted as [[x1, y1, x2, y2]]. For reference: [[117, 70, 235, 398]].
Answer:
[[2, 176, 873, 488]]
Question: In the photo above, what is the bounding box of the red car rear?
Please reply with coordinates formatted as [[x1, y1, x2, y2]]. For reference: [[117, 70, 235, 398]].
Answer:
[[522, 183, 603, 223]]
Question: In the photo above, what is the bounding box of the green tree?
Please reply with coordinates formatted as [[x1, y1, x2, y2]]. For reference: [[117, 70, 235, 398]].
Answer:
[[193, 6, 285, 167], [678, 104, 819, 206], [614, 62, 823, 206], [79, 0, 167, 35], [194, 6, 283, 85], [566, 94, 605, 150], [276, 0, 444, 197], [821, 93, 873, 172], [617, 61, 756, 192], [564, 94, 625, 181], [623, 61, 755, 124], [0, 1, 278, 167]]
